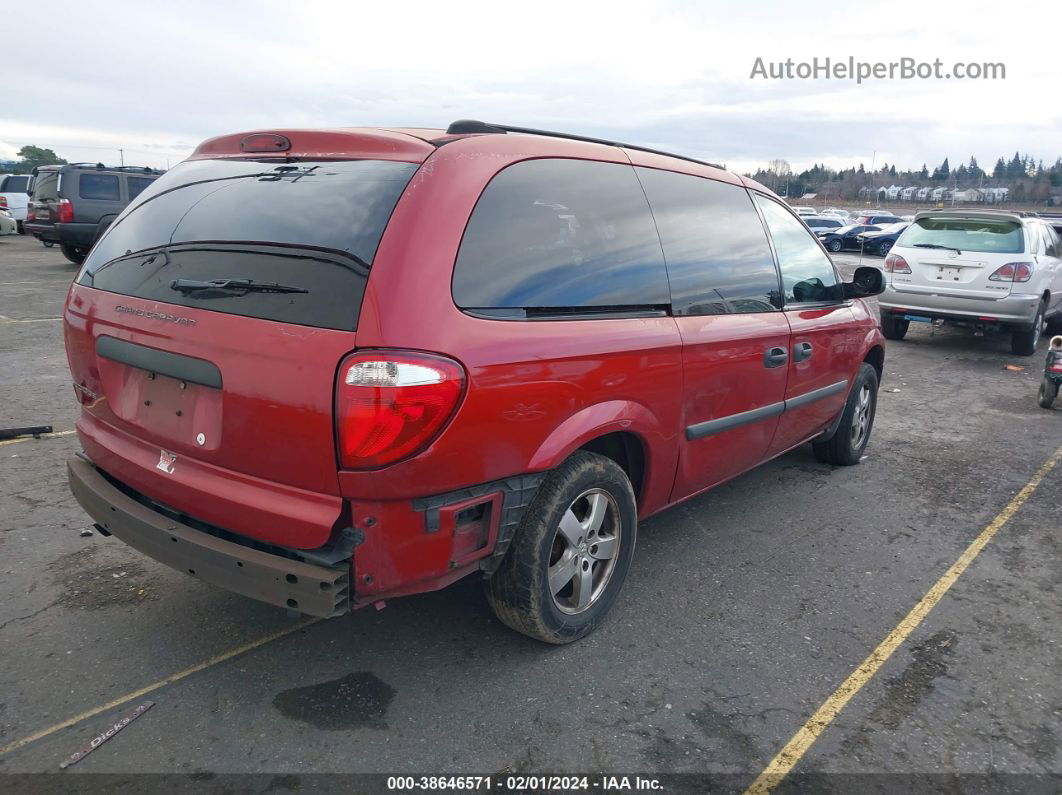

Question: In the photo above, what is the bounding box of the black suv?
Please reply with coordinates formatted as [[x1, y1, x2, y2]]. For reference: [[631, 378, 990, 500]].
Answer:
[[25, 163, 164, 264]]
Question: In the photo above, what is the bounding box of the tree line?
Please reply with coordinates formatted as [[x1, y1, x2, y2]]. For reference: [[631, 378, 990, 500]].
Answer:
[[751, 152, 1062, 203]]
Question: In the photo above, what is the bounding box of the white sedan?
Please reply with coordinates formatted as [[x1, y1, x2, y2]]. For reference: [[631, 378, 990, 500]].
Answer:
[[0, 209, 17, 236]]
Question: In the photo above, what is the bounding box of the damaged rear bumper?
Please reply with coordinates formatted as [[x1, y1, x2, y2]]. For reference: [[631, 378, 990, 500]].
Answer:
[[67, 457, 350, 617]]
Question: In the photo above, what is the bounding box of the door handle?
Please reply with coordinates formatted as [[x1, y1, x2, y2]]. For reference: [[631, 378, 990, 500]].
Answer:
[[764, 347, 788, 368], [793, 342, 814, 362]]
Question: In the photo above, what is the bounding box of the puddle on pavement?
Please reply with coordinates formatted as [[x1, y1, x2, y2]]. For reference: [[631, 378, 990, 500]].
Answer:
[[273, 672, 395, 730]]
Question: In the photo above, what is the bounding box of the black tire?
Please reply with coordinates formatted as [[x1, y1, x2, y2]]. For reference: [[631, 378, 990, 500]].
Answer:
[[827, 238, 843, 252], [1039, 378, 1059, 409], [877, 240, 892, 256], [486, 451, 637, 644], [42, 240, 55, 248], [1010, 301, 1045, 357], [880, 311, 909, 341], [60, 243, 86, 265], [16, 221, 24, 235], [1046, 311, 1062, 335], [813, 362, 879, 466]]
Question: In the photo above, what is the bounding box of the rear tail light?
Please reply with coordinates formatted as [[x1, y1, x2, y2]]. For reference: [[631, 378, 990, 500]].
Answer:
[[883, 253, 911, 273], [335, 351, 465, 469], [26, 207, 36, 222], [58, 199, 74, 224], [0, 196, 7, 209], [988, 262, 1033, 283]]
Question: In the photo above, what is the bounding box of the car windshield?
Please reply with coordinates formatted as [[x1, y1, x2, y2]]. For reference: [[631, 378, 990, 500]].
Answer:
[[898, 217, 1024, 254]]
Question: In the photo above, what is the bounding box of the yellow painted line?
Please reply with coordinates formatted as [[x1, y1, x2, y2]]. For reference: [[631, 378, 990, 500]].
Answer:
[[0, 429, 78, 447], [0, 617, 322, 758], [0, 316, 62, 324], [745, 443, 1062, 795]]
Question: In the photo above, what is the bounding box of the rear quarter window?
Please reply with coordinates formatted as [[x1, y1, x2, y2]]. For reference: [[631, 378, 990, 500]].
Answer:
[[1, 176, 29, 192], [79, 174, 121, 201], [452, 158, 669, 317]]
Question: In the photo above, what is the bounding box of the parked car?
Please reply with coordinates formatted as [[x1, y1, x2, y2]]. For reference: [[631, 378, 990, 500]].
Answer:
[[856, 222, 910, 257], [821, 223, 884, 252], [0, 208, 16, 236], [854, 212, 903, 225], [820, 208, 852, 221], [24, 163, 164, 264], [790, 205, 816, 217], [1043, 213, 1062, 241], [0, 174, 31, 233], [63, 121, 886, 643], [880, 210, 1062, 355], [803, 215, 845, 235]]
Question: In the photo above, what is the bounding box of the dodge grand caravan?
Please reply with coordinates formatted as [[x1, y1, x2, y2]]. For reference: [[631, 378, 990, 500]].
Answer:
[[64, 121, 886, 643]]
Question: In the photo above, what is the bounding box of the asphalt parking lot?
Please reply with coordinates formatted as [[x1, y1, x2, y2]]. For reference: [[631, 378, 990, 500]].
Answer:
[[1, 231, 1060, 790]]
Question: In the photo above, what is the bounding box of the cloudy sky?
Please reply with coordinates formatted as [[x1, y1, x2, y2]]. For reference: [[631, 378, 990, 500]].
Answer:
[[3, 0, 1058, 175]]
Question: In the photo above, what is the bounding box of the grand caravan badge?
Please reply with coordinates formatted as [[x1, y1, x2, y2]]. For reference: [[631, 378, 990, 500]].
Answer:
[[116, 305, 196, 327]]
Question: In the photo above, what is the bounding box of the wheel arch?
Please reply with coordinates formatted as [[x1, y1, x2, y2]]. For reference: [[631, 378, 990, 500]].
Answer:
[[526, 400, 674, 515], [863, 343, 885, 380]]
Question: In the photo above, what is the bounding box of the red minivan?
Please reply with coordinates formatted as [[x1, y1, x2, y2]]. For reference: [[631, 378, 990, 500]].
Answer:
[[64, 121, 885, 643]]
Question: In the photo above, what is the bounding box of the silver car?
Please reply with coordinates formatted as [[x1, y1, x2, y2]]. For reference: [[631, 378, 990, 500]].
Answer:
[[879, 210, 1062, 355]]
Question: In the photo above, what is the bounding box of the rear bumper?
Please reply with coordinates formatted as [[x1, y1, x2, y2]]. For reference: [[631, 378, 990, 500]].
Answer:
[[23, 222, 96, 247], [68, 457, 351, 617], [880, 286, 1041, 325], [24, 222, 58, 242]]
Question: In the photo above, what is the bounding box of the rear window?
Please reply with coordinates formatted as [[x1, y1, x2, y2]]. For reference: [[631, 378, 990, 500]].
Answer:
[[77, 158, 419, 331], [79, 173, 121, 201], [30, 170, 60, 201], [452, 158, 669, 317], [1, 176, 29, 192], [898, 217, 1024, 254]]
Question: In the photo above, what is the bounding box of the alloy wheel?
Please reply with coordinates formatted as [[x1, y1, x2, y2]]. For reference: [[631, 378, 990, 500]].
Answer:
[[548, 489, 621, 614], [850, 383, 873, 448]]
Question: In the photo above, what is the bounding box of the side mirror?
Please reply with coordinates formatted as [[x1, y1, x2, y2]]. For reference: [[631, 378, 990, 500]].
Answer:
[[844, 266, 885, 298]]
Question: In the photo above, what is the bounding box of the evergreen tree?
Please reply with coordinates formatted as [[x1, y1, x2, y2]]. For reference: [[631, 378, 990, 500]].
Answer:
[[1007, 152, 1024, 179], [993, 157, 1006, 180]]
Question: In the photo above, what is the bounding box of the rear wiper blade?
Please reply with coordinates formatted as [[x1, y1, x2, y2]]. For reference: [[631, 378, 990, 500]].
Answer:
[[170, 278, 309, 294], [912, 243, 962, 254]]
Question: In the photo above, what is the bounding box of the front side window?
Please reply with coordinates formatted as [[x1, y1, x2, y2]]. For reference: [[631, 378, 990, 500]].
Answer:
[[636, 167, 779, 315], [79, 173, 120, 201], [452, 159, 669, 316], [754, 195, 843, 305]]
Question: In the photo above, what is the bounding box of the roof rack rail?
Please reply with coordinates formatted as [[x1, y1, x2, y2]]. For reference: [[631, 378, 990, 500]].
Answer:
[[65, 162, 164, 174], [444, 119, 725, 171]]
